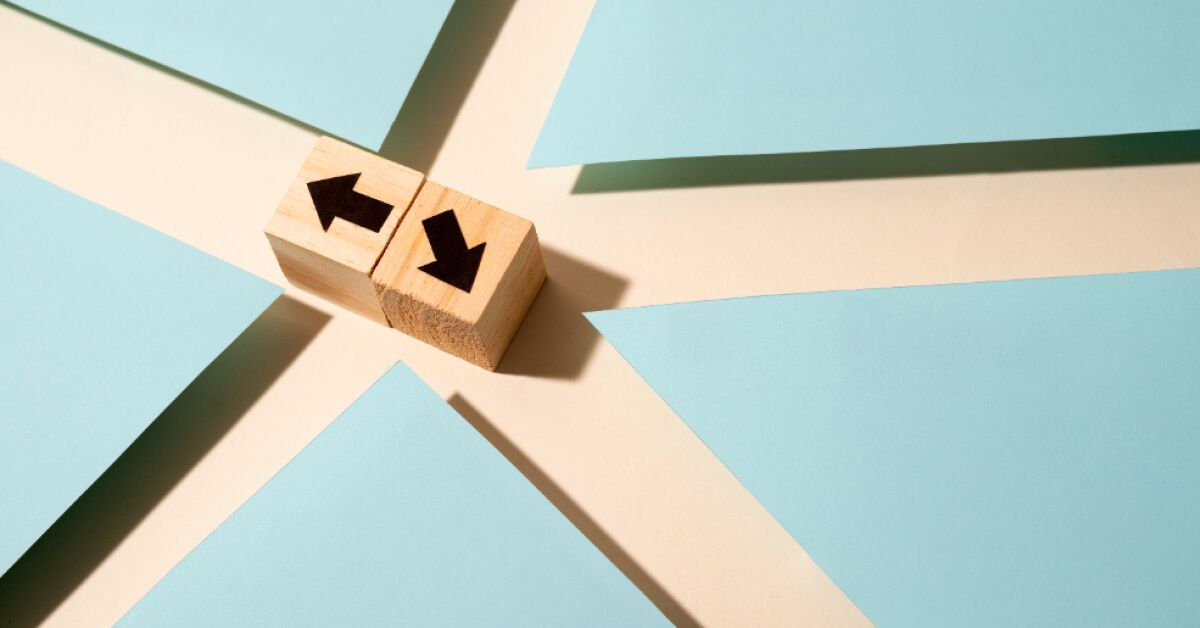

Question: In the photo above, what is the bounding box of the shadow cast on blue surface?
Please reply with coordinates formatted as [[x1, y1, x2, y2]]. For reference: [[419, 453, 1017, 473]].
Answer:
[[6, 0, 515, 167], [0, 0, 521, 623], [571, 129, 1200, 193], [447, 393, 698, 627], [0, 296, 328, 627], [377, 0, 517, 173], [2, 0, 325, 136]]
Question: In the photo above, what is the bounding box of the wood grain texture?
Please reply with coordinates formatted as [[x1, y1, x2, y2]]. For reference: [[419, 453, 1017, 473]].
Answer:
[[264, 136, 424, 323], [372, 181, 546, 369]]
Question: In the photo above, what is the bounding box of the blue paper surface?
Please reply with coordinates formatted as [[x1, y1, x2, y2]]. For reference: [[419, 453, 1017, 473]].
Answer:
[[589, 269, 1200, 626], [121, 362, 664, 626], [0, 161, 280, 575], [531, 1, 1200, 166], [13, 0, 453, 148]]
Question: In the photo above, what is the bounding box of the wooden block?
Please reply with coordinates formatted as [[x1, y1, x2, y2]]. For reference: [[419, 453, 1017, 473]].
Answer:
[[264, 136, 424, 324], [372, 182, 546, 370]]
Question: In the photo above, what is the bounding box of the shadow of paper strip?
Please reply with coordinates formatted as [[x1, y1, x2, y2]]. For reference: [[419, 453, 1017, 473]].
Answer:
[[0, 295, 329, 626], [572, 129, 1200, 193]]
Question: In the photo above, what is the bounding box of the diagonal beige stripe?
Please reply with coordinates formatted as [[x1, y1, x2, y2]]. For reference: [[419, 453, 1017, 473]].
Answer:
[[0, 4, 866, 625], [3, 0, 1198, 626]]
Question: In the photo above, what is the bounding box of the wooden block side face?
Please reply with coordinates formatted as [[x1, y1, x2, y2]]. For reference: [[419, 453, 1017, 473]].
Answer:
[[474, 227, 547, 367], [266, 233, 389, 324], [372, 182, 546, 369], [264, 136, 424, 274], [384, 292, 494, 367]]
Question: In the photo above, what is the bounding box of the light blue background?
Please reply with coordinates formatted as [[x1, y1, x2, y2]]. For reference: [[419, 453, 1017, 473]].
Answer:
[[532, 0, 1200, 166], [121, 363, 665, 626], [590, 269, 1200, 626], [0, 161, 280, 574], [14, 0, 453, 148]]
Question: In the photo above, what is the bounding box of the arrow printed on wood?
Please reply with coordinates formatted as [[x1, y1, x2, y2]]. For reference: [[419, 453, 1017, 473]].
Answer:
[[307, 173, 393, 232], [419, 210, 486, 293]]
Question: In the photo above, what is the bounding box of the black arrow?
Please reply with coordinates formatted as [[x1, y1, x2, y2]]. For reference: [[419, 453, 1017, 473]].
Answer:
[[418, 209, 486, 293], [307, 173, 393, 232]]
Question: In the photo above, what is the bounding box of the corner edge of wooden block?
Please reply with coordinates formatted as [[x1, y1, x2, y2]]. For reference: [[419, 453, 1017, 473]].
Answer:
[[477, 225, 547, 369], [266, 231, 390, 325]]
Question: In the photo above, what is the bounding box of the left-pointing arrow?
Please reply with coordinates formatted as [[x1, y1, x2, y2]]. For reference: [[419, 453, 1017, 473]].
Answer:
[[307, 173, 393, 233]]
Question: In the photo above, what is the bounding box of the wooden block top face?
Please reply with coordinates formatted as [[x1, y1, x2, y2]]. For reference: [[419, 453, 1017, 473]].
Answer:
[[264, 136, 424, 274], [372, 182, 535, 325]]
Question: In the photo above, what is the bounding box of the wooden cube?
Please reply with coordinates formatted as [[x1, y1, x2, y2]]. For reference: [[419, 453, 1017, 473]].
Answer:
[[265, 136, 424, 324], [371, 182, 546, 370]]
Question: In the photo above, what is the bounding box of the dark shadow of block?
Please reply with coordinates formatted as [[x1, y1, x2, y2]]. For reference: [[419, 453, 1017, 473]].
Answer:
[[497, 247, 629, 380]]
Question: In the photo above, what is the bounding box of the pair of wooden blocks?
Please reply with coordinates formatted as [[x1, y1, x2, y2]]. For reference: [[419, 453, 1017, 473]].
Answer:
[[265, 137, 546, 370]]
